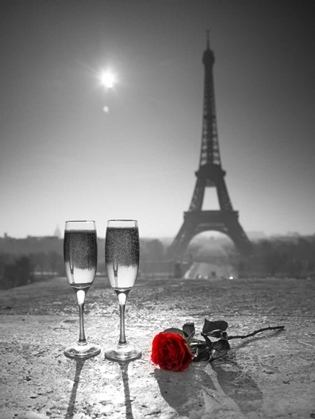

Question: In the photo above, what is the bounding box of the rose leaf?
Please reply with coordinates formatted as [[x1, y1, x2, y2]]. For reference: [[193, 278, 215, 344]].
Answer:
[[193, 346, 211, 362], [209, 329, 223, 338], [203, 319, 228, 335], [182, 322, 195, 341], [200, 332, 213, 349], [209, 339, 231, 361], [163, 328, 187, 339], [213, 339, 230, 352]]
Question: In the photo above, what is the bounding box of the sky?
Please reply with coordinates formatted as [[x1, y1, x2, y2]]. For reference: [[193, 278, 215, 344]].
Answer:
[[1, 0, 315, 240]]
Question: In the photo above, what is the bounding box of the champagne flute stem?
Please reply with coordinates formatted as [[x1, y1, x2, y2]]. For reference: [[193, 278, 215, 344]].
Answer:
[[76, 290, 87, 345], [117, 291, 129, 345], [119, 302, 126, 345]]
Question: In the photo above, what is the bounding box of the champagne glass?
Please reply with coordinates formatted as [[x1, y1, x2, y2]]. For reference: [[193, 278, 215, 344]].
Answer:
[[105, 219, 142, 362], [63, 220, 101, 359]]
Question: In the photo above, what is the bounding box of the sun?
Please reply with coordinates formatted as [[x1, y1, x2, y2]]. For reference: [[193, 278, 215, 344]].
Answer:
[[100, 71, 116, 89]]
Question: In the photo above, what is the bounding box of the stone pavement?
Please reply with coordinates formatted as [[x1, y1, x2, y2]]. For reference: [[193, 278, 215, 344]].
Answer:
[[0, 276, 315, 419]]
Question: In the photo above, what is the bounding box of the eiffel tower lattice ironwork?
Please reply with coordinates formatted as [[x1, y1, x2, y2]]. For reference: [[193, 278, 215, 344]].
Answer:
[[169, 35, 252, 260]]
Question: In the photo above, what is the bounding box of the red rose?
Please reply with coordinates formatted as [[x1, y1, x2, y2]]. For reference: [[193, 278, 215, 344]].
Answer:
[[151, 332, 193, 372]]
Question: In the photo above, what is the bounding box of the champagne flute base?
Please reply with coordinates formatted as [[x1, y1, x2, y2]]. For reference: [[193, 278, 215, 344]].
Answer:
[[105, 343, 142, 362], [64, 342, 101, 359]]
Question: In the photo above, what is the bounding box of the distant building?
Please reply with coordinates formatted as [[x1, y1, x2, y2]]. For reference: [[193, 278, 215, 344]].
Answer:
[[247, 231, 267, 241], [54, 226, 61, 238]]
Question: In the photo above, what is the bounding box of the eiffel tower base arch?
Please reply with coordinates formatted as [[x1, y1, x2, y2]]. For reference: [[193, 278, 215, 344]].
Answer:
[[169, 210, 252, 263]]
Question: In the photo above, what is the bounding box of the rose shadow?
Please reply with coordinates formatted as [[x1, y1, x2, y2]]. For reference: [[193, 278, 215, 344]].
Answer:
[[154, 364, 216, 418], [211, 358, 263, 416], [155, 354, 264, 418]]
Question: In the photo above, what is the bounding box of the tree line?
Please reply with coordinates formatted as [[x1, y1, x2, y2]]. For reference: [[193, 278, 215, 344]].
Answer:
[[1, 235, 314, 289], [0, 251, 64, 289], [243, 236, 315, 279], [0, 238, 166, 289]]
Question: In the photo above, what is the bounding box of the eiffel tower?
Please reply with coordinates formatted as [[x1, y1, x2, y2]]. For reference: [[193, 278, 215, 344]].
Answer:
[[169, 34, 252, 261]]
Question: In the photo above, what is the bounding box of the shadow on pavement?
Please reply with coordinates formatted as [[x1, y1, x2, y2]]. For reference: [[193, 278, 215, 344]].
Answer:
[[66, 359, 85, 419], [155, 359, 263, 418], [119, 361, 133, 419], [211, 360, 263, 415], [154, 364, 217, 417]]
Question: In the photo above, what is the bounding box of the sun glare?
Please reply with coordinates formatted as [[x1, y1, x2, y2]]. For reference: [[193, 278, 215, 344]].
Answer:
[[100, 71, 116, 89]]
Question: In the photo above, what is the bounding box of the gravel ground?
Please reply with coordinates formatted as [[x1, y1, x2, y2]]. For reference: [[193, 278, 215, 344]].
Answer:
[[0, 276, 314, 419]]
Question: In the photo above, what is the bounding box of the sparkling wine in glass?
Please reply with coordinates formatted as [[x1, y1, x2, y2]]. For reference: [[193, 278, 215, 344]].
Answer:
[[105, 219, 142, 362], [63, 220, 101, 359]]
